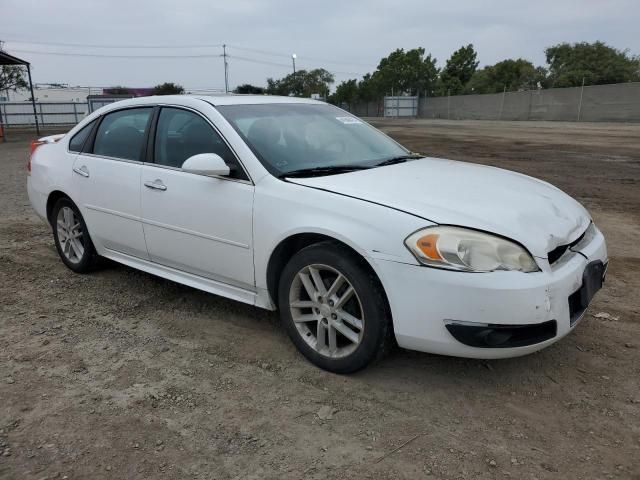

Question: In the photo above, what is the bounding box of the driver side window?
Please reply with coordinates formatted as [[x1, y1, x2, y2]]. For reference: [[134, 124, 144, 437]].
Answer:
[[153, 107, 247, 180]]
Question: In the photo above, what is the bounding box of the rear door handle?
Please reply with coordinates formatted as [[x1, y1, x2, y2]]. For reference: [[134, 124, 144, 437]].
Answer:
[[72, 165, 90, 178], [144, 180, 167, 191]]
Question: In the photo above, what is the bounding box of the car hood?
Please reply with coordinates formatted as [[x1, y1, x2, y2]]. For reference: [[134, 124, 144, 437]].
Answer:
[[287, 158, 591, 258]]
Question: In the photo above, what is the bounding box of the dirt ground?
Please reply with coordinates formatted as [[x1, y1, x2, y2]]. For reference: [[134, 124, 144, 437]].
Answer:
[[1, 119, 639, 480]]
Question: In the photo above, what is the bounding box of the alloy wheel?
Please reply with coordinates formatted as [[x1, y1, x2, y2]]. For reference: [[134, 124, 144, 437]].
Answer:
[[56, 206, 85, 264], [288, 264, 365, 358]]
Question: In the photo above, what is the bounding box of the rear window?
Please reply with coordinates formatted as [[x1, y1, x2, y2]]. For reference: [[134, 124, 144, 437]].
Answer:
[[68, 120, 96, 152], [93, 108, 152, 161]]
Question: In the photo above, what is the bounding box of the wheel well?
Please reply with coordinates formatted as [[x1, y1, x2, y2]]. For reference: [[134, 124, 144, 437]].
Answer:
[[266, 233, 387, 311], [46, 190, 69, 226]]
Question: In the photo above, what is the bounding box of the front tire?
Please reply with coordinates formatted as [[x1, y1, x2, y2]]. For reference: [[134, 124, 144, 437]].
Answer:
[[51, 197, 98, 273], [278, 242, 392, 373]]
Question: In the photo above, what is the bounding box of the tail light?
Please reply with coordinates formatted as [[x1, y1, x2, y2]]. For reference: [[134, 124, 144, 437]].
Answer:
[[28, 140, 45, 174]]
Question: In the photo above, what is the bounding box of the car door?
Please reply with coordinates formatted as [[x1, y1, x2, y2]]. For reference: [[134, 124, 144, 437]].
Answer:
[[140, 106, 255, 289], [71, 107, 153, 259]]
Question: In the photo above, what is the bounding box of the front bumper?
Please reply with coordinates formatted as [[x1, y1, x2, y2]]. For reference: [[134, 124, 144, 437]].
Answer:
[[371, 225, 608, 359]]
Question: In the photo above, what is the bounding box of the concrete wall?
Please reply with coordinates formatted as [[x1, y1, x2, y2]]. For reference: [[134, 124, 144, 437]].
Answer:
[[345, 100, 384, 117], [420, 82, 640, 122], [346, 82, 640, 122]]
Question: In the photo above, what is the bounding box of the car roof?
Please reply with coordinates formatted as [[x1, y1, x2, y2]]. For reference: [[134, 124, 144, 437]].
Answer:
[[95, 94, 325, 111], [195, 94, 324, 106]]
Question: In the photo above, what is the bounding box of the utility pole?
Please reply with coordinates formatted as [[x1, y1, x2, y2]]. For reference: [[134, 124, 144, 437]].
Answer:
[[222, 44, 229, 94], [292, 53, 297, 75]]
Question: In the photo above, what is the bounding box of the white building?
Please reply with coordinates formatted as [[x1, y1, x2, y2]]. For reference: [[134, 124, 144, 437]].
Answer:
[[1, 85, 103, 103]]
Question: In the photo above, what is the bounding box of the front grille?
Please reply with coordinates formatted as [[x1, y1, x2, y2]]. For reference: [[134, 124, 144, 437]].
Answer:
[[547, 224, 590, 265]]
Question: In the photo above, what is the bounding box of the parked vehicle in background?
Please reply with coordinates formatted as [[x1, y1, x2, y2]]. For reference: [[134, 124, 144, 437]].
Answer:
[[27, 95, 607, 372]]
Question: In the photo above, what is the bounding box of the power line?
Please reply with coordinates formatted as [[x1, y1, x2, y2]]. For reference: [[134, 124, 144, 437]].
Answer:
[[232, 55, 293, 69], [7, 39, 375, 69], [10, 49, 221, 58], [5, 39, 222, 49], [227, 44, 375, 68], [9, 48, 367, 76]]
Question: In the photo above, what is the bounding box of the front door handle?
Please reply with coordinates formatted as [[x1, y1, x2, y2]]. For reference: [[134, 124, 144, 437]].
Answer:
[[144, 179, 167, 191], [72, 165, 90, 178]]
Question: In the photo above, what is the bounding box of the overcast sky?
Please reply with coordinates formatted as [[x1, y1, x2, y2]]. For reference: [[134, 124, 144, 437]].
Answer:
[[1, 0, 638, 92]]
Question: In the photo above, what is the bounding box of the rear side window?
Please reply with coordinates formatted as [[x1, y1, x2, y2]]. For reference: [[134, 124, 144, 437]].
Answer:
[[68, 120, 96, 152], [93, 108, 152, 161]]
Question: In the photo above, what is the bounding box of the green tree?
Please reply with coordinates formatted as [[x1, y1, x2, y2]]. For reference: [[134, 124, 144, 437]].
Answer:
[[266, 68, 334, 97], [466, 59, 547, 94], [234, 83, 265, 94], [545, 41, 640, 87], [370, 48, 438, 96], [329, 79, 359, 108], [357, 73, 379, 101], [0, 65, 28, 92], [152, 82, 185, 95], [437, 44, 479, 95]]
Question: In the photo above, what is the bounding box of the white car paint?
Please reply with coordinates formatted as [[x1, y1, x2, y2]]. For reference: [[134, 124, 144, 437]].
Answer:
[[27, 94, 608, 360], [288, 158, 592, 258]]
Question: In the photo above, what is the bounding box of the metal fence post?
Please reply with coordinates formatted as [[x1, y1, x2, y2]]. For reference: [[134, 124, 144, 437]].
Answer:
[[447, 89, 450, 120], [0, 104, 5, 143], [498, 85, 506, 120], [73, 103, 78, 124], [577, 77, 585, 122], [38, 102, 45, 127]]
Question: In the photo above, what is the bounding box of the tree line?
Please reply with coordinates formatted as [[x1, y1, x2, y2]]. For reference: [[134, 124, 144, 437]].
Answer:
[[234, 41, 640, 106], [328, 41, 640, 107], [1, 41, 638, 102]]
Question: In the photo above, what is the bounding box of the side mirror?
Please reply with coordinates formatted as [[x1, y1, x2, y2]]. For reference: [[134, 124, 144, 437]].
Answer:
[[182, 153, 230, 177]]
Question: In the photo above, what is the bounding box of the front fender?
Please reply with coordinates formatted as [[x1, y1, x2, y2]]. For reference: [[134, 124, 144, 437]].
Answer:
[[253, 176, 430, 291]]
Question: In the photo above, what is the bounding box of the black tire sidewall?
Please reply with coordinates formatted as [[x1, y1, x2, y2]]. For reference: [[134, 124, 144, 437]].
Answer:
[[52, 198, 96, 273], [278, 242, 391, 373]]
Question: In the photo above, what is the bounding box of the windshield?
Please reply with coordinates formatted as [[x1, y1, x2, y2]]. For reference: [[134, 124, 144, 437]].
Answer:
[[216, 103, 409, 177]]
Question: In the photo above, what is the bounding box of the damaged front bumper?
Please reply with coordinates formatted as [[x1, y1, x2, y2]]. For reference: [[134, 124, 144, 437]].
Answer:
[[370, 225, 608, 359]]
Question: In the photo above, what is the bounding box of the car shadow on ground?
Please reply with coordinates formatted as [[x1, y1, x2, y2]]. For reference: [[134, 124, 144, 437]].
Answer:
[[97, 258, 579, 394]]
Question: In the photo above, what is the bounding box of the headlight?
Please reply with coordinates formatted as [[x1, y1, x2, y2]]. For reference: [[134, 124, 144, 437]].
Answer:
[[404, 226, 539, 272]]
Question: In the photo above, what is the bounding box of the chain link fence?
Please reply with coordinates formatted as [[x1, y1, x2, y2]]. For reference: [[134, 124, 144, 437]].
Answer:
[[0, 101, 88, 127]]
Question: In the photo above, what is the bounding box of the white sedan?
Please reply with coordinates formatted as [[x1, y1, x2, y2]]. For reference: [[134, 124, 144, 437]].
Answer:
[[27, 95, 608, 372]]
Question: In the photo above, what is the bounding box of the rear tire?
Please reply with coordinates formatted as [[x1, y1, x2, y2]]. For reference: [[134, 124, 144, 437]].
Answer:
[[51, 197, 98, 273], [278, 241, 392, 373]]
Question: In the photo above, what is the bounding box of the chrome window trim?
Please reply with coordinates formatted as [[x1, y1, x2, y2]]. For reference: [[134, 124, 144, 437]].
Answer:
[[77, 152, 144, 165], [68, 102, 254, 185], [142, 161, 253, 185], [70, 105, 154, 159], [149, 103, 254, 185]]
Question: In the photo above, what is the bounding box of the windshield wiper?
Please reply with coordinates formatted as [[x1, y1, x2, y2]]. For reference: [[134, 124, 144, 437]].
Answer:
[[374, 153, 423, 167], [280, 165, 371, 179]]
